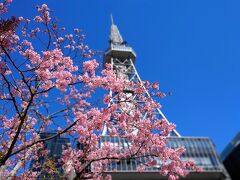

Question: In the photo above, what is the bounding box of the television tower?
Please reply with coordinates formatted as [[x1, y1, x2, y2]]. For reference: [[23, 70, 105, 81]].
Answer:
[[102, 15, 180, 137], [101, 16, 230, 180]]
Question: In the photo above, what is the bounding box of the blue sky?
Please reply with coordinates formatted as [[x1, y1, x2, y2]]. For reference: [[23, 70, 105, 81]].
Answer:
[[8, 0, 240, 153]]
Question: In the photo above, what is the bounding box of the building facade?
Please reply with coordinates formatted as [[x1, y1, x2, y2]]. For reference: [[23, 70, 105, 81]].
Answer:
[[221, 132, 240, 180], [30, 132, 70, 179], [101, 136, 229, 179]]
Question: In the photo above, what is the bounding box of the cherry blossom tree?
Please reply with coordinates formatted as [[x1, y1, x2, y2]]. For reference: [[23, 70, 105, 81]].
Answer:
[[0, 1, 199, 180]]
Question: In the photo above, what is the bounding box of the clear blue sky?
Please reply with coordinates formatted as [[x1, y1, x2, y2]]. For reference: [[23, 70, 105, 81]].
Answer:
[[8, 0, 240, 153]]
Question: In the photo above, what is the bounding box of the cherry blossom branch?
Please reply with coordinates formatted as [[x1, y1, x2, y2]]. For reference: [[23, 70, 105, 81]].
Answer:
[[8, 116, 84, 158], [0, 92, 34, 167]]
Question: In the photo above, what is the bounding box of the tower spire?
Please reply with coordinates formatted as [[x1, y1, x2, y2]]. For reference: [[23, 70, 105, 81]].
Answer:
[[109, 15, 124, 46]]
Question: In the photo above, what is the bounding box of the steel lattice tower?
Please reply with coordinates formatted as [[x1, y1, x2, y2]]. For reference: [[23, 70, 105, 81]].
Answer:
[[102, 15, 180, 137], [100, 16, 230, 180]]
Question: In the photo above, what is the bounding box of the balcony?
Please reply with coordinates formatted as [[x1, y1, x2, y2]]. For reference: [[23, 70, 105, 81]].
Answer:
[[104, 45, 136, 64], [100, 136, 230, 180]]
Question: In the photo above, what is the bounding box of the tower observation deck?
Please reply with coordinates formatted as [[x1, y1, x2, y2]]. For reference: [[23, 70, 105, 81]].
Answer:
[[101, 16, 230, 180]]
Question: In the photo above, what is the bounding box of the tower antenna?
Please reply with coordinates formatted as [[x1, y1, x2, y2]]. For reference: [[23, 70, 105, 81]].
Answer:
[[110, 14, 114, 25]]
